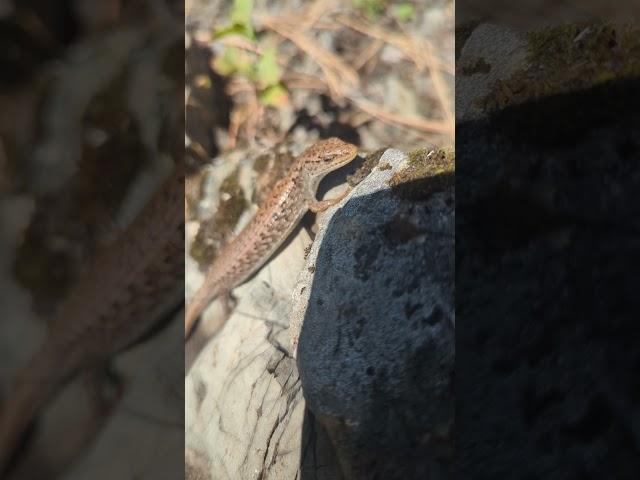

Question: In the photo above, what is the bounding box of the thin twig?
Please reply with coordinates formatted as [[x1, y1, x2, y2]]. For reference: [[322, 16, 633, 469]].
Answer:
[[335, 15, 454, 75], [352, 38, 384, 71], [349, 95, 451, 135], [260, 15, 359, 99], [336, 15, 453, 132]]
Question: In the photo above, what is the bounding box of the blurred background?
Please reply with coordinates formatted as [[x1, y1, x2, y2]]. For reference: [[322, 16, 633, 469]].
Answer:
[[185, 0, 454, 158], [0, 1, 184, 478], [456, 3, 640, 479]]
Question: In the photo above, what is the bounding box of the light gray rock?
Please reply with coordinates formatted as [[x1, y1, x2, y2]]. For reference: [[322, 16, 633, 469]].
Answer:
[[185, 224, 344, 480], [291, 149, 455, 479], [456, 23, 528, 122]]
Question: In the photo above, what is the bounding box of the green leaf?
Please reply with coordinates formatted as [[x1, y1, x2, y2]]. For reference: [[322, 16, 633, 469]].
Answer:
[[212, 47, 254, 77], [255, 47, 281, 87], [234, 51, 255, 76], [353, 0, 386, 21], [213, 0, 255, 39], [212, 48, 239, 75], [231, 0, 253, 24], [213, 24, 253, 40], [259, 84, 289, 107]]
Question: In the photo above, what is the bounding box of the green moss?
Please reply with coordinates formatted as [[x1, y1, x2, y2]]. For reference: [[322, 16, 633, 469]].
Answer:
[[346, 147, 387, 187], [252, 152, 271, 175], [217, 171, 248, 231], [190, 168, 248, 268], [481, 22, 640, 112], [389, 147, 455, 200], [252, 149, 294, 204], [382, 217, 427, 245], [460, 56, 491, 76], [353, 0, 388, 21]]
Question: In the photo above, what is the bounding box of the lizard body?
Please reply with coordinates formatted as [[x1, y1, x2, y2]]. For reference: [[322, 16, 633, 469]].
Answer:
[[0, 166, 185, 474], [184, 138, 358, 337]]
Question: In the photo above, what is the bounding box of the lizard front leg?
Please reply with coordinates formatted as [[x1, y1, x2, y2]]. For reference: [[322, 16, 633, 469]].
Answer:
[[307, 186, 352, 213]]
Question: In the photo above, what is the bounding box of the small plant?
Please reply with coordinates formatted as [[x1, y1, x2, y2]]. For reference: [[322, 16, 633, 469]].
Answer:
[[391, 2, 414, 23], [353, 0, 415, 23], [214, 0, 255, 40], [212, 0, 288, 107], [353, 0, 388, 21]]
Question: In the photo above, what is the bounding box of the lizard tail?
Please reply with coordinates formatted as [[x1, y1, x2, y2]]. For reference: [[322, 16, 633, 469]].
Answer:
[[185, 282, 221, 338], [0, 342, 79, 475]]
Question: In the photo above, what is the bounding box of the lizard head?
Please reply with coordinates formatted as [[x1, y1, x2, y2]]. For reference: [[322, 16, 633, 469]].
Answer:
[[301, 137, 358, 175]]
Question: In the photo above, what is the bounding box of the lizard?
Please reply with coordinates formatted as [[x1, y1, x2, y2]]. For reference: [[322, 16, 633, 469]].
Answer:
[[0, 164, 185, 476], [184, 137, 359, 338]]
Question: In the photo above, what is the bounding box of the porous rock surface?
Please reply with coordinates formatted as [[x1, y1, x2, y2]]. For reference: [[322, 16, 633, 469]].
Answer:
[[291, 149, 455, 479]]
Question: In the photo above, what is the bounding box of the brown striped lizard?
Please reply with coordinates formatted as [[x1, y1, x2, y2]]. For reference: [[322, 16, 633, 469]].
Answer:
[[0, 165, 185, 475], [185, 137, 358, 338]]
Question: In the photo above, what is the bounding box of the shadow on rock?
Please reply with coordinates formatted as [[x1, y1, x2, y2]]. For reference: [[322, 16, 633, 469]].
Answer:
[[296, 170, 455, 480]]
